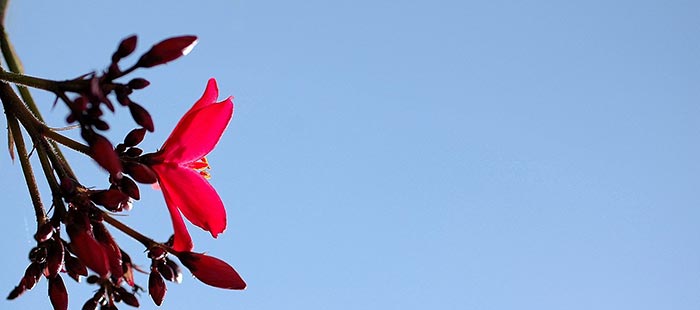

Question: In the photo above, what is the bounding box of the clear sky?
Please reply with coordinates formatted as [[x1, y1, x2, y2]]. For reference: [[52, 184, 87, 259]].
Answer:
[[1, 0, 699, 309]]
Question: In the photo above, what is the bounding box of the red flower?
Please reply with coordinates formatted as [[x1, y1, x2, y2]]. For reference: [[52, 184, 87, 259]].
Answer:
[[145, 78, 233, 252]]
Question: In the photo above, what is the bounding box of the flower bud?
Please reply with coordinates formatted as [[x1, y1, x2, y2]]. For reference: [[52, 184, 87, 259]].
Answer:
[[116, 287, 139, 307], [176, 252, 246, 289], [127, 78, 150, 90], [65, 254, 88, 282], [67, 225, 110, 278], [92, 222, 123, 280], [6, 285, 25, 300], [148, 269, 167, 306], [90, 189, 130, 211], [125, 147, 143, 157], [46, 239, 64, 278], [112, 35, 137, 63], [86, 133, 122, 176], [136, 35, 197, 68], [21, 262, 43, 290], [123, 161, 158, 184], [123, 128, 147, 147], [34, 222, 55, 242], [48, 275, 68, 310], [82, 297, 100, 310], [119, 176, 140, 200], [128, 102, 154, 132]]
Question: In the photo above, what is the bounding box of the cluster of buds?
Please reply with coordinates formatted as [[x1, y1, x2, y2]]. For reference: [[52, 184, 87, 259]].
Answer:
[[3, 33, 246, 309]]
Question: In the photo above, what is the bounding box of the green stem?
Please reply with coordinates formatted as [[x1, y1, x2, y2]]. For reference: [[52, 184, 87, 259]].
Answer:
[[1, 87, 48, 227]]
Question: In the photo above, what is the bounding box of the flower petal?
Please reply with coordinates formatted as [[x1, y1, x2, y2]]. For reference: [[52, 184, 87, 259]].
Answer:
[[160, 182, 194, 252], [159, 79, 233, 164], [153, 163, 227, 238]]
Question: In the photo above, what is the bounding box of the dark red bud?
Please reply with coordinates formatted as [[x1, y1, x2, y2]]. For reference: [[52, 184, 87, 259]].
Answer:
[[65, 254, 88, 282], [124, 128, 147, 147], [67, 226, 110, 278], [93, 119, 110, 131], [48, 275, 68, 310], [125, 147, 143, 157], [123, 161, 158, 184], [128, 102, 154, 132], [21, 263, 43, 290], [177, 252, 246, 289], [127, 78, 150, 89], [90, 189, 130, 211], [136, 35, 197, 68], [148, 269, 166, 306], [117, 287, 139, 307], [88, 134, 122, 176], [112, 35, 137, 63], [120, 176, 140, 200], [6, 285, 25, 300], [60, 178, 76, 196], [92, 222, 123, 280], [28, 246, 48, 264], [115, 85, 132, 106], [82, 297, 100, 310], [148, 247, 166, 260], [34, 222, 55, 242], [46, 240, 65, 278]]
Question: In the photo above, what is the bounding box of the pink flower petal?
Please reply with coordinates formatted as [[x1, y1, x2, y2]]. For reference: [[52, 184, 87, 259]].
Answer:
[[159, 80, 233, 164], [153, 163, 227, 238], [160, 182, 194, 252]]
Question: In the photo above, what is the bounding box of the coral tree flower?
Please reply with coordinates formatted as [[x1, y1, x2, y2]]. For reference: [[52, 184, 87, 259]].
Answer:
[[144, 78, 233, 252]]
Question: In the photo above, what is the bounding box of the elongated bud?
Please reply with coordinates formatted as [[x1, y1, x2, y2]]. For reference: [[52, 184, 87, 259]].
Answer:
[[176, 252, 246, 289], [21, 263, 43, 290], [86, 133, 122, 176], [136, 35, 197, 68], [120, 176, 140, 200], [90, 189, 130, 211], [48, 275, 68, 310], [123, 161, 158, 184], [128, 102, 154, 132], [117, 287, 140, 307], [112, 35, 137, 63], [7, 285, 25, 300], [124, 128, 147, 147], [92, 222, 123, 280], [65, 254, 88, 282], [127, 78, 150, 89], [148, 269, 166, 306], [46, 239, 64, 278], [67, 225, 110, 278]]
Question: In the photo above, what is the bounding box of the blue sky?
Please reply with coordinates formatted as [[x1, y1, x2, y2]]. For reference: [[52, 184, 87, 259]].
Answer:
[[1, 0, 700, 309]]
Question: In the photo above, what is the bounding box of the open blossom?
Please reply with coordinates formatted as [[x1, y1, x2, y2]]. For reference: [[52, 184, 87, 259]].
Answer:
[[143, 78, 234, 251]]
